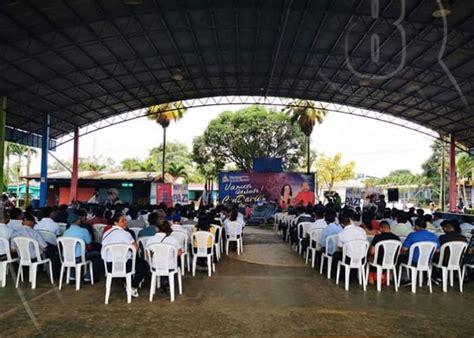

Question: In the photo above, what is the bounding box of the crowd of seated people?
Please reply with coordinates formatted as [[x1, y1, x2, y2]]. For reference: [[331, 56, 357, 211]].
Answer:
[[0, 200, 247, 298], [277, 201, 474, 287]]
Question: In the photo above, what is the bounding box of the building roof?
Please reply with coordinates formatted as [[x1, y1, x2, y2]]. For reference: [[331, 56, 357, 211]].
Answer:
[[24, 170, 162, 181], [2, 1, 474, 147]]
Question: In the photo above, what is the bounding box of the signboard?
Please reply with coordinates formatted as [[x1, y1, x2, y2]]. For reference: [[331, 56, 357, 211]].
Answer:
[[173, 184, 189, 204], [345, 187, 362, 208], [218, 172, 315, 206], [156, 183, 173, 207]]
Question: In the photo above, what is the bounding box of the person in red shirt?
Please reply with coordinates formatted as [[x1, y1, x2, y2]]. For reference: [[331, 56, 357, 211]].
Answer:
[[292, 181, 314, 206]]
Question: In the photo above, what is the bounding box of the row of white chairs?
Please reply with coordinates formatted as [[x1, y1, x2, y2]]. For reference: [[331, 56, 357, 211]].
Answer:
[[286, 223, 472, 293]]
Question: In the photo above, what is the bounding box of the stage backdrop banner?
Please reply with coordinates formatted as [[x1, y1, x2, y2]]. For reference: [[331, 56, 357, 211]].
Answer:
[[218, 172, 315, 205], [156, 183, 173, 207], [173, 184, 189, 204], [345, 187, 362, 207]]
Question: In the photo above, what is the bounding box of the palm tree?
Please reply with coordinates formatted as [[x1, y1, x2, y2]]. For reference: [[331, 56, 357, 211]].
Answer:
[[146, 101, 187, 181], [8, 143, 29, 206], [167, 162, 188, 183], [121, 158, 143, 171], [284, 100, 326, 173], [456, 152, 474, 205], [24, 147, 37, 206]]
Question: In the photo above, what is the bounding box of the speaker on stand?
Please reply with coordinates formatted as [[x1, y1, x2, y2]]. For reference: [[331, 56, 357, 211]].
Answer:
[[387, 188, 399, 208]]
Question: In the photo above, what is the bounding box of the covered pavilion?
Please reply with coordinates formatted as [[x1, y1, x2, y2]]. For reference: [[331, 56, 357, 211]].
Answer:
[[0, 0, 473, 208]]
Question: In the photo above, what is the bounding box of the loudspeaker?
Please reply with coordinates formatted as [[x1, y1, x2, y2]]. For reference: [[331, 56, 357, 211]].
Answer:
[[387, 188, 399, 202]]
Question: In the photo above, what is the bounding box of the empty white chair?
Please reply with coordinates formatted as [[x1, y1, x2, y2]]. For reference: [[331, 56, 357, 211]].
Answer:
[[225, 222, 243, 255], [306, 228, 324, 268], [433, 241, 468, 292], [37, 230, 57, 246], [14, 237, 54, 289], [57, 237, 94, 291], [366, 240, 401, 292], [211, 224, 223, 261], [147, 243, 182, 302], [0, 237, 19, 287], [397, 241, 437, 293], [192, 231, 215, 277], [102, 244, 136, 304], [336, 240, 369, 291], [170, 231, 190, 275], [320, 234, 338, 279]]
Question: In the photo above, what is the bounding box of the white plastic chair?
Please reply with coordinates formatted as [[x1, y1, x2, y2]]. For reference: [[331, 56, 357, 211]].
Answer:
[[366, 240, 401, 292], [93, 224, 107, 243], [13, 237, 54, 289], [211, 224, 223, 261], [320, 234, 338, 279], [336, 240, 369, 291], [137, 236, 152, 265], [306, 228, 324, 268], [397, 241, 437, 293], [192, 231, 215, 277], [0, 237, 19, 287], [225, 222, 243, 255], [433, 241, 468, 292], [298, 222, 313, 255], [57, 222, 67, 235], [57, 237, 94, 291], [146, 243, 182, 302], [129, 227, 142, 239], [37, 230, 57, 246], [102, 244, 136, 304], [170, 231, 190, 275]]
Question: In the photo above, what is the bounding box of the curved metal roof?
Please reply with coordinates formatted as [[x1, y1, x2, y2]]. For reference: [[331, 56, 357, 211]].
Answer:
[[1, 0, 473, 145]]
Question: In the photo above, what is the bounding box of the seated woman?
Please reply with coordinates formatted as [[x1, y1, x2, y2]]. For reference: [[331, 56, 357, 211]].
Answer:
[[193, 214, 217, 263]]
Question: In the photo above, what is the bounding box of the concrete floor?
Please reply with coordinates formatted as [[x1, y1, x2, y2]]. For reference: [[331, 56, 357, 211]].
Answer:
[[1, 227, 473, 336]]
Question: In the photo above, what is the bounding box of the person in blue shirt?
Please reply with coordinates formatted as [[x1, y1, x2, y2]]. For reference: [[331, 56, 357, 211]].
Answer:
[[399, 218, 439, 286], [319, 210, 342, 254], [63, 213, 102, 283]]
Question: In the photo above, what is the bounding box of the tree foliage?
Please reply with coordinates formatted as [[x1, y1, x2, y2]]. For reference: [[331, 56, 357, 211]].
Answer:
[[315, 153, 356, 191], [146, 101, 187, 128], [192, 105, 306, 172], [364, 169, 425, 187]]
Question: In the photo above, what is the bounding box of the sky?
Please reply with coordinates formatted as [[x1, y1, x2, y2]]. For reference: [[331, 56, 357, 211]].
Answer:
[[28, 103, 435, 178]]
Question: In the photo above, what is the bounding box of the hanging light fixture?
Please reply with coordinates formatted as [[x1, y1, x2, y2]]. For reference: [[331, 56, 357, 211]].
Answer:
[[432, 0, 452, 18], [171, 69, 185, 81]]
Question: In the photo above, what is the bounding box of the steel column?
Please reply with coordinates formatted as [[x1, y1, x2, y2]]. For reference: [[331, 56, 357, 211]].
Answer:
[[449, 134, 457, 211], [0, 97, 6, 194], [69, 127, 79, 202], [39, 114, 50, 207]]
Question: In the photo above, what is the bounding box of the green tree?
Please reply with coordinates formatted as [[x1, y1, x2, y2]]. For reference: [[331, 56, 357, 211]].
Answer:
[[167, 162, 188, 183], [8, 143, 29, 206], [422, 140, 448, 204], [192, 105, 306, 172], [315, 153, 356, 192], [79, 156, 114, 171], [121, 158, 143, 171], [456, 152, 474, 204], [284, 100, 326, 173], [146, 101, 187, 181], [149, 141, 193, 174]]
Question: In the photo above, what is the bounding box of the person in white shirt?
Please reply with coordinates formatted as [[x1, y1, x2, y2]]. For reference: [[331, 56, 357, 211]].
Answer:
[[459, 215, 473, 233], [332, 213, 367, 272], [0, 212, 14, 257], [432, 212, 444, 230], [34, 207, 61, 243], [146, 221, 182, 270], [101, 213, 147, 298], [301, 209, 327, 253], [391, 212, 414, 237], [10, 214, 48, 260], [7, 208, 24, 232]]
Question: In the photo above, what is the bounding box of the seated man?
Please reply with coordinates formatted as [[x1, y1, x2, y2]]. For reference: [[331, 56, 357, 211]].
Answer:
[[391, 212, 414, 237], [459, 216, 473, 233], [35, 207, 61, 237], [0, 211, 14, 260], [399, 218, 439, 286], [101, 214, 147, 298], [34, 207, 61, 277], [319, 210, 341, 253], [63, 213, 102, 283], [7, 208, 24, 232], [431, 212, 444, 230], [10, 214, 48, 260], [301, 209, 327, 253], [367, 221, 400, 285]]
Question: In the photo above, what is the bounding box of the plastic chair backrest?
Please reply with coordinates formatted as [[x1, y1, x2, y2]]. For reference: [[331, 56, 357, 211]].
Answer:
[[226, 222, 242, 239], [147, 243, 178, 272], [373, 240, 401, 267], [93, 224, 107, 242], [57, 237, 86, 265], [129, 227, 142, 239], [103, 244, 136, 276], [309, 228, 324, 249], [325, 234, 338, 255], [438, 241, 468, 268], [13, 237, 41, 264], [342, 240, 369, 267], [0, 237, 13, 260], [192, 231, 214, 256], [38, 230, 57, 246], [298, 222, 310, 240], [170, 231, 187, 250], [211, 224, 223, 243], [408, 241, 437, 269]]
